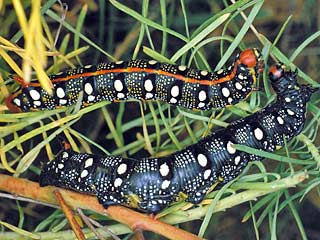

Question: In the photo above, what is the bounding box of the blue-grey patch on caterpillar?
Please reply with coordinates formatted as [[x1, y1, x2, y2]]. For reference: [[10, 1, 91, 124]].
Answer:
[[39, 64, 317, 213], [6, 49, 263, 112]]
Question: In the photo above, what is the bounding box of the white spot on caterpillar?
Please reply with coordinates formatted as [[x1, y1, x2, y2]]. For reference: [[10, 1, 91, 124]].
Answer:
[[29, 89, 40, 100], [84, 158, 94, 168], [56, 87, 65, 98], [203, 169, 211, 180], [161, 180, 171, 189], [217, 69, 224, 74], [285, 97, 291, 103], [277, 116, 284, 125], [227, 141, 236, 154], [159, 163, 170, 177], [145, 93, 154, 99], [228, 97, 233, 104], [235, 82, 243, 90], [84, 82, 93, 95], [200, 70, 208, 76], [144, 79, 154, 92], [198, 90, 207, 102], [62, 152, 69, 158], [222, 87, 230, 97], [58, 163, 64, 169], [80, 169, 88, 178], [238, 73, 244, 80], [178, 65, 187, 71], [254, 128, 264, 140], [234, 156, 241, 165], [170, 97, 177, 104], [114, 178, 123, 187], [114, 79, 124, 92], [197, 153, 208, 167], [198, 102, 205, 108], [148, 60, 157, 65], [84, 64, 92, 69], [59, 99, 67, 105], [287, 109, 295, 116], [88, 95, 95, 101], [117, 163, 127, 175], [170, 85, 180, 97], [13, 98, 21, 106], [115, 60, 124, 65], [117, 93, 125, 99], [34, 100, 41, 106]]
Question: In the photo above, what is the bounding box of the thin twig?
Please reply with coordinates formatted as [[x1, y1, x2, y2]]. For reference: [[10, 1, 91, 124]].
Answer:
[[77, 208, 106, 240], [0, 192, 58, 208], [54, 189, 86, 240], [77, 208, 121, 240], [52, 1, 68, 50]]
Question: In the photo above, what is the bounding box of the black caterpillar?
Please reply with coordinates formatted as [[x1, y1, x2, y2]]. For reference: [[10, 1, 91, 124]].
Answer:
[[5, 48, 263, 112], [39, 64, 317, 213]]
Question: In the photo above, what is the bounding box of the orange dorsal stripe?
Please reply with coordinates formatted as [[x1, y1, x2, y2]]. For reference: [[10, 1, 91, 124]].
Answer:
[[15, 60, 243, 88]]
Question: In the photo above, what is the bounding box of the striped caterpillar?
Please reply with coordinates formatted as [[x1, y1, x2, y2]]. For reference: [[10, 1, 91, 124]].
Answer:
[[5, 48, 263, 112], [39, 64, 317, 213]]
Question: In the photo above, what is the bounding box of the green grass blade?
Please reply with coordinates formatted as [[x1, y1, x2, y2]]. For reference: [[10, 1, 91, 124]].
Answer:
[[215, 0, 264, 70], [290, 30, 320, 61], [170, 13, 230, 62]]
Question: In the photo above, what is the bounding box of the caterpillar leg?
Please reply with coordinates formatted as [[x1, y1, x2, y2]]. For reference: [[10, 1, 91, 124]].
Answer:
[[138, 198, 171, 213]]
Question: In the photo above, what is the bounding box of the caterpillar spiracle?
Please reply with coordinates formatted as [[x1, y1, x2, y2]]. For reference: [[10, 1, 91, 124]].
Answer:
[[5, 48, 263, 112], [39, 64, 317, 213]]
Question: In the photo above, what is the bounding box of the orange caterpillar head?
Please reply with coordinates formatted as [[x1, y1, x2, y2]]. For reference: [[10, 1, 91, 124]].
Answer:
[[5, 75, 31, 113], [239, 48, 264, 73], [5, 93, 22, 113]]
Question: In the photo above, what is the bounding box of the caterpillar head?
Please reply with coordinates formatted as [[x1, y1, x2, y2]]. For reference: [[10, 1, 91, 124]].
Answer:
[[269, 64, 318, 102], [239, 48, 264, 73], [269, 64, 297, 93]]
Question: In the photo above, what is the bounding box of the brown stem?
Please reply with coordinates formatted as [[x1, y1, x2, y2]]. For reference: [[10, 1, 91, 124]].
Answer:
[[54, 190, 86, 240], [0, 174, 202, 240]]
